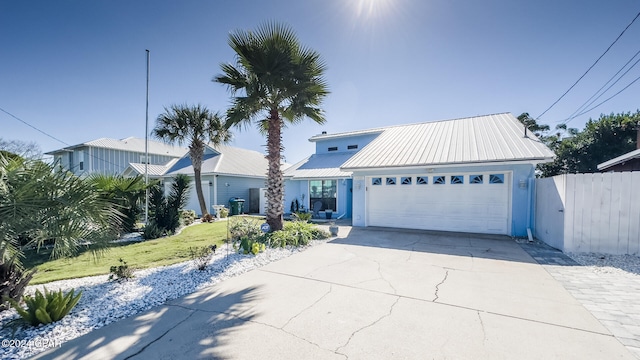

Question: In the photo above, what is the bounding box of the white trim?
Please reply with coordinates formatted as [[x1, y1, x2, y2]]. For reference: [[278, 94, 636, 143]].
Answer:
[[344, 159, 553, 172], [213, 175, 218, 205]]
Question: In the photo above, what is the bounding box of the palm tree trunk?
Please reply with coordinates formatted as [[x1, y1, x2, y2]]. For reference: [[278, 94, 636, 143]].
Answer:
[[193, 167, 208, 217], [266, 109, 284, 231]]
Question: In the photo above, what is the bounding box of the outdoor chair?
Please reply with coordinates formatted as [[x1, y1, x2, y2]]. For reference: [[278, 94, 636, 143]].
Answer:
[[312, 201, 323, 218]]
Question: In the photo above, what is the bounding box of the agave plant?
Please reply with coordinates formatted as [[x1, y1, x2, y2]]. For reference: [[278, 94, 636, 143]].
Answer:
[[8, 287, 82, 326]]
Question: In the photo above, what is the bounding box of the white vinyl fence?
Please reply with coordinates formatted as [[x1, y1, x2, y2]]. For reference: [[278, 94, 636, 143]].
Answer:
[[535, 172, 640, 255]]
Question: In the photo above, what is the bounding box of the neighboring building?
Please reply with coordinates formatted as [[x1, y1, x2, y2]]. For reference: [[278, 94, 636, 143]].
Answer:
[[597, 149, 640, 172], [285, 113, 555, 237], [47, 137, 275, 216], [161, 144, 272, 216], [46, 137, 186, 176]]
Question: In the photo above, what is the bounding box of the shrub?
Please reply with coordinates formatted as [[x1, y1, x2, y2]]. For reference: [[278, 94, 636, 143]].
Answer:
[[189, 246, 214, 270], [181, 210, 197, 226], [268, 221, 330, 248], [8, 287, 82, 326], [109, 258, 134, 281], [0, 249, 36, 312], [218, 207, 229, 218], [292, 211, 312, 222], [228, 217, 263, 243], [142, 221, 164, 240], [147, 174, 191, 236]]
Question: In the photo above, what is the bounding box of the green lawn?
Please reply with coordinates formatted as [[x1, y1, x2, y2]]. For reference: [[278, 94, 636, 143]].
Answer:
[[24, 222, 229, 285]]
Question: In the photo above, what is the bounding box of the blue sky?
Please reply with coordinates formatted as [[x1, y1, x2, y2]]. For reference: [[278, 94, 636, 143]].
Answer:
[[1, 0, 639, 164]]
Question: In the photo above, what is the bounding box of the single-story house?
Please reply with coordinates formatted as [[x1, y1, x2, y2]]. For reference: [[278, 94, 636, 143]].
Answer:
[[161, 144, 275, 216], [285, 112, 555, 237]]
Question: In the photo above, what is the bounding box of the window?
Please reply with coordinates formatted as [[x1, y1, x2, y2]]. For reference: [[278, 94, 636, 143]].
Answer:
[[451, 175, 463, 184], [489, 174, 504, 184], [386, 177, 396, 185], [328, 146, 338, 152], [347, 144, 358, 150], [310, 180, 337, 212], [140, 155, 148, 164], [79, 161, 84, 171], [434, 176, 445, 184], [470, 175, 483, 184], [416, 176, 428, 185], [401, 177, 412, 185], [372, 177, 382, 185]]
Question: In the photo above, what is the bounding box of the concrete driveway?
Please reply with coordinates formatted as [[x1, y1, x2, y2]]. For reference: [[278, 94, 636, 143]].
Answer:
[[37, 227, 635, 359]]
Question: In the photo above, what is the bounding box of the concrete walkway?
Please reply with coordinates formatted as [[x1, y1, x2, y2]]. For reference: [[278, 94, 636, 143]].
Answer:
[[36, 227, 635, 359]]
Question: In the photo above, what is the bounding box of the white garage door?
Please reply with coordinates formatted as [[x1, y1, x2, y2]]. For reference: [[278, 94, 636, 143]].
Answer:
[[367, 173, 510, 235]]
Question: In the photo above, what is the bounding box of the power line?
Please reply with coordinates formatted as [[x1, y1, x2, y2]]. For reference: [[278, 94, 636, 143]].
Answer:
[[537, 10, 640, 119], [562, 72, 640, 125], [0, 106, 127, 171], [562, 48, 640, 123], [0, 107, 70, 146]]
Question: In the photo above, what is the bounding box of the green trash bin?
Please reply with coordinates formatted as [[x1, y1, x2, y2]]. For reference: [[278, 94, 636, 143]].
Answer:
[[229, 198, 245, 215]]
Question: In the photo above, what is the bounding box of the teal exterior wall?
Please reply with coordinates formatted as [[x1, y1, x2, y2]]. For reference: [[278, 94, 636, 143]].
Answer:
[[284, 178, 353, 219], [214, 175, 265, 213], [314, 133, 379, 155]]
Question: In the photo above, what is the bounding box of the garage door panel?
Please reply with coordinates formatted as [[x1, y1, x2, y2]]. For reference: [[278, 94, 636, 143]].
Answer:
[[367, 173, 510, 235]]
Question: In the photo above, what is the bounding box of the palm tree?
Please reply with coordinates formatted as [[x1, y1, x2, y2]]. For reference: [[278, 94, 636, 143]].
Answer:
[[214, 22, 329, 231], [153, 104, 231, 217]]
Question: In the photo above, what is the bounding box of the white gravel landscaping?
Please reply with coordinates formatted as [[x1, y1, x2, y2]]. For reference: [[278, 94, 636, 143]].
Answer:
[[0, 239, 328, 359], [566, 252, 640, 277]]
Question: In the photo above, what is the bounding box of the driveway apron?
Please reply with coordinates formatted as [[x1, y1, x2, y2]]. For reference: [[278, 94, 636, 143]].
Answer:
[[35, 227, 635, 360]]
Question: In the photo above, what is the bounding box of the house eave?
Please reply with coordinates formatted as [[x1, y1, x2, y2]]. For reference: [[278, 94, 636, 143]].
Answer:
[[341, 158, 554, 172]]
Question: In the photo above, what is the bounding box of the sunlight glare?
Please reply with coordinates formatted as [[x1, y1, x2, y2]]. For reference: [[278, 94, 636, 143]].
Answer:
[[354, 0, 393, 19]]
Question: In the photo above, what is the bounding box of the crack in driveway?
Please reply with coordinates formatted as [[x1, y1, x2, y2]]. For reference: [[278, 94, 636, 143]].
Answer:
[[126, 309, 196, 359], [334, 296, 400, 356], [433, 270, 449, 302], [282, 284, 333, 330]]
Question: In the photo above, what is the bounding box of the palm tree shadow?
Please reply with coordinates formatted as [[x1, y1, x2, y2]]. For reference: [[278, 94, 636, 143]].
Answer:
[[32, 286, 260, 360]]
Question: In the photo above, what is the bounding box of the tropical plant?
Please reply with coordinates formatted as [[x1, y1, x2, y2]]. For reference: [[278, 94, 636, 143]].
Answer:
[[269, 221, 330, 248], [0, 245, 35, 312], [153, 104, 231, 216], [0, 154, 120, 263], [145, 174, 191, 238], [292, 211, 312, 222], [215, 22, 329, 231], [88, 174, 147, 233], [7, 287, 82, 326]]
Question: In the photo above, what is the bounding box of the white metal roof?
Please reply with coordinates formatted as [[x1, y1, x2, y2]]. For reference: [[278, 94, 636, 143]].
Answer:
[[341, 113, 555, 170], [284, 152, 354, 179], [46, 137, 187, 157], [164, 144, 271, 178], [597, 148, 640, 170], [125, 159, 178, 177]]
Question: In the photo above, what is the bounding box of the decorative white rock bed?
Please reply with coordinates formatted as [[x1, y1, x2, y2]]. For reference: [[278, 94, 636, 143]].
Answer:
[[0, 240, 327, 359]]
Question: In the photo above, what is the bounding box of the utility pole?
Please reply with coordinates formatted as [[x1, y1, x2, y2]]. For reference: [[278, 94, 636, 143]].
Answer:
[[144, 49, 150, 225]]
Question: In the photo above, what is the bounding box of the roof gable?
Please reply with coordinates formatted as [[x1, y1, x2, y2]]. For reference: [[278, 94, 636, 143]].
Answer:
[[164, 144, 269, 178], [341, 113, 555, 170]]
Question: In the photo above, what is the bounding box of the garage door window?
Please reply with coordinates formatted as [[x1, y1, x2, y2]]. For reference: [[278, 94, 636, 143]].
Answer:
[[489, 174, 504, 184], [372, 177, 382, 185], [401, 177, 412, 185], [417, 176, 428, 184], [451, 175, 464, 184], [386, 177, 396, 185], [470, 175, 483, 184], [434, 176, 445, 184], [309, 180, 337, 211]]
